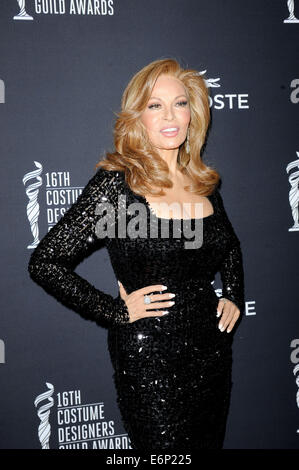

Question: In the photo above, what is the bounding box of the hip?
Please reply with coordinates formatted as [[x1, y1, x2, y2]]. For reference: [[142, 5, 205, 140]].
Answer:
[[107, 296, 232, 375]]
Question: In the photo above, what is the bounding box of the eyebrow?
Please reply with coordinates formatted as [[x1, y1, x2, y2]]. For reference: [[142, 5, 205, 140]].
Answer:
[[148, 94, 188, 101]]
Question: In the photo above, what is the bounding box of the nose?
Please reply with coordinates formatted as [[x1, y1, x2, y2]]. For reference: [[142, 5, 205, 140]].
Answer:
[[163, 105, 175, 121]]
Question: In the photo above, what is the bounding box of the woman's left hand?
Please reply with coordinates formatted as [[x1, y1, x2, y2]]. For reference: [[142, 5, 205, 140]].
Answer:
[[217, 298, 240, 333]]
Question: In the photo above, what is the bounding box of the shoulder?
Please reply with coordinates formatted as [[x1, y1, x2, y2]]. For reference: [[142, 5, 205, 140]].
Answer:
[[209, 185, 222, 207], [212, 186, 224, 206], [209, 187, 229, 217], [78, 167, 125, 207], [82, 167, 124, 193]]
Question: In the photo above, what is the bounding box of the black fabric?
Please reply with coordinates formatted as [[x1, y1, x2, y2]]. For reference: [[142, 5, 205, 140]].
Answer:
[[28, 167, 245, 450]]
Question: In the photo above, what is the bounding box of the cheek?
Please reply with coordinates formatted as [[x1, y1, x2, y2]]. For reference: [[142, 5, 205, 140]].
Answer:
[[141, 112, 160, 132], [181, 108, 191, 125]]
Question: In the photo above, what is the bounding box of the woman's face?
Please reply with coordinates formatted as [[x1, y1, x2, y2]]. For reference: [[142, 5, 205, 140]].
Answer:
[[140, 74, 191, 152]]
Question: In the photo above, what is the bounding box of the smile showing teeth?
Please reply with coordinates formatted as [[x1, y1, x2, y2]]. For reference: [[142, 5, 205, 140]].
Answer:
[[161, 128, 178, 132]]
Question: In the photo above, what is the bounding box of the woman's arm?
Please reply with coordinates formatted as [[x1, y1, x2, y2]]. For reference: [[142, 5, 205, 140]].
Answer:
[[215, 189, 245, 316], [28, 168, 130, 328]]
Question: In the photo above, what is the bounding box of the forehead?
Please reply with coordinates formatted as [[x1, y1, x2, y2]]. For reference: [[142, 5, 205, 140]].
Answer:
[[151, 74, 187, 96]]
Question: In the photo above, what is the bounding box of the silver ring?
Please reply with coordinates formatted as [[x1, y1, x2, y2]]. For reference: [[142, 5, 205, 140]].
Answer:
[[144, 295, 151, 305], [220, 297, 228, 304]]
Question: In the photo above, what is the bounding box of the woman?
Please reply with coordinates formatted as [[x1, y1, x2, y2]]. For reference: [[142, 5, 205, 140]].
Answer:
[[28, 58, 245, 450]]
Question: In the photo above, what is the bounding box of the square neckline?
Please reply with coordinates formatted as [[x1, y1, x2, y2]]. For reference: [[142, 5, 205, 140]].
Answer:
[[122, 173, 216, 222], [142, 194, 216, 221]]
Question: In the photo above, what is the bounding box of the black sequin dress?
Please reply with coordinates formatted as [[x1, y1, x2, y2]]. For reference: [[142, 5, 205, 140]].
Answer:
[[28, 167, 245, 450]]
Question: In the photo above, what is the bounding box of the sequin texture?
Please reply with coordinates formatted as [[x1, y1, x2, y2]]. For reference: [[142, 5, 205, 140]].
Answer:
[[28, 167, 245, 450]]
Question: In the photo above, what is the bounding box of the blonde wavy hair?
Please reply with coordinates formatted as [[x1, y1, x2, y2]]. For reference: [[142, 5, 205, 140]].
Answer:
[[95, 58, 220, 196]]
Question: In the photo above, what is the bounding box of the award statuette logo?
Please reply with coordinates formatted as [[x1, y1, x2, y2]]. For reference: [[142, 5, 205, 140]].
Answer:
[[284, 0, 299, 23], [290, 339, 299, 434], [34, 383, 55, 449], [286, 152, 299, 232], [14, 0, 33, 20], [23, 161, 43, 249], [0, 339, 5, 364], [0, 79, 4, 104]]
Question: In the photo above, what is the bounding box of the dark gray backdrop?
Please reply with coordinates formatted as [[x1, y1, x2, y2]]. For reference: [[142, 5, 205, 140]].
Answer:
[[0, 0, 298, 449]]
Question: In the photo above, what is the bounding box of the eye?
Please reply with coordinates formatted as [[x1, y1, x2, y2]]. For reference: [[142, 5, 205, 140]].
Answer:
[[147, 100, 188, 110], [148, 103, 160, 109], [176, 100, 188, 106]]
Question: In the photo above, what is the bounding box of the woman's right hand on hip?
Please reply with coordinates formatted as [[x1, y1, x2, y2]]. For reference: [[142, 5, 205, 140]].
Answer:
[[117, 281, 176, 323]]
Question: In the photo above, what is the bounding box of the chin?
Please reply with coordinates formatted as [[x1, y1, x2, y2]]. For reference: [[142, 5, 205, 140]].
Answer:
[[159, 140, 183, 148]]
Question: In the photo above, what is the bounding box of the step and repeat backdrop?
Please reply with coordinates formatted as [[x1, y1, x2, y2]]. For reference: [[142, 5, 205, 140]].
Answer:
[[0, 1, 298, 450]]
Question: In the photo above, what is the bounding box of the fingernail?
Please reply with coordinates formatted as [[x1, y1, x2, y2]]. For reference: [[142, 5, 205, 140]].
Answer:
[[169, 301, 175, 306], [218, 324, 223, 330], [227, 329, 231, 333], [117, 280, 120, 286], [216, 311, 221, 317], [162, 311, 169, 315], [161, 285, 168, 290], [169, 293, 176, 298]]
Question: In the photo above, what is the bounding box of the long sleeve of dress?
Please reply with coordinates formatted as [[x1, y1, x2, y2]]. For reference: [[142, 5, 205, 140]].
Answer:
[[27, 168, 130, 328], [215, 189, 245, 316]]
